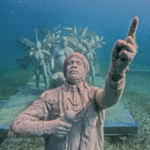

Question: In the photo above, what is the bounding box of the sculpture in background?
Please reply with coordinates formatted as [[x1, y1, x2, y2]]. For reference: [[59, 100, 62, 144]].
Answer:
[[15, 23, 105, 89], [37, 24, 61, 77], [29, 29, 50, 90], [51, 36, 74, 73], [15, 25, 61, 90], [36, 26, 52, 78], [38, 24, 61, 55]]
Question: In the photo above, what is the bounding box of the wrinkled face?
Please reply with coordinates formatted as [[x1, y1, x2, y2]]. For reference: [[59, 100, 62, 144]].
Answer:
[[61, 37, 68, 48], [36, 41, 41, 49], [66, 58, 85, 84]]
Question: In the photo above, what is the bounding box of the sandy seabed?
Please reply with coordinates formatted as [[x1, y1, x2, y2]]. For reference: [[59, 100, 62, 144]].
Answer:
[[0, 64, 150, 150], [0, 67, 34, 100]]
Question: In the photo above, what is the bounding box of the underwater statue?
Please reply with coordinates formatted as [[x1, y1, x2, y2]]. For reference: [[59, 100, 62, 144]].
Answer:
[[29, 31, 51, 91], [35, 28, 52, 79], [15, 25, 61, 90], [10, 17, 138, 150], [15, 39, 50, 91], [38, 24, 62, 76], [51, 36, 74, 73]]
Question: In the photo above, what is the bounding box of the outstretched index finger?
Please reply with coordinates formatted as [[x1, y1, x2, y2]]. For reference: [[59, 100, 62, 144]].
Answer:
[[127, 17, 139, 39]]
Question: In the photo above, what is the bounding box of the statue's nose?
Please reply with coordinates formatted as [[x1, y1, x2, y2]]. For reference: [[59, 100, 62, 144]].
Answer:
[[71, 64, 77, 68]]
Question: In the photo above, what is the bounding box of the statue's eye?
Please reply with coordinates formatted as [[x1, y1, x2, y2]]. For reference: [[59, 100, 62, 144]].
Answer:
[[77, 61, 82, 66], [68, 61, 73, 65]]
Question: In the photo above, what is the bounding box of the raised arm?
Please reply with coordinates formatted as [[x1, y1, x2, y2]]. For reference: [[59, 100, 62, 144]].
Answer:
[[34, 28, 39, 42], [96, 17, 138, 109]]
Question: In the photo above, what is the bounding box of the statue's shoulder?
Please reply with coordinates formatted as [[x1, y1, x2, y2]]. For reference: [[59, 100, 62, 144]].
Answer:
[[43, 86, 62, 104]]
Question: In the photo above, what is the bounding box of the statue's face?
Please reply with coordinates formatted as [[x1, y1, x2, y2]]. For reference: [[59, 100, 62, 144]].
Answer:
[[66, 58, 85, 84], [61, 37, 68, 48], [36, 42, 41, 49]]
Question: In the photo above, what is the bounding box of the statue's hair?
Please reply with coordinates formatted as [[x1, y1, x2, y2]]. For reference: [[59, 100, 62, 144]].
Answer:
[[63, 52, 89, 79]]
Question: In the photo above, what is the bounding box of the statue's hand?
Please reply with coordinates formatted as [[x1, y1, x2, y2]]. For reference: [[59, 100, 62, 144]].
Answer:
[[109, 17, 138, 81], [51, 118, 71, 138]]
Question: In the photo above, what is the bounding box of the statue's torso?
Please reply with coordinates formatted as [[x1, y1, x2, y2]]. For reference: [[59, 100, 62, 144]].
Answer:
[[43, 83, 105, 150], [55, 47, 73, 69], [33, 50, 45, 67]]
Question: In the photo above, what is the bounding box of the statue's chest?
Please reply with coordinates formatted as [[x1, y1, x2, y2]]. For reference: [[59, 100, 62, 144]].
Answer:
[[65, 91, 83, 112], [57, 49, 68, 57], [45, 89, 98, 123], [33, 52, 44, 60]]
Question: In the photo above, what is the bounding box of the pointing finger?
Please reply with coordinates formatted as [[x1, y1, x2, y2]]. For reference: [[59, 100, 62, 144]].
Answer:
[[127, 17, 139, 39]]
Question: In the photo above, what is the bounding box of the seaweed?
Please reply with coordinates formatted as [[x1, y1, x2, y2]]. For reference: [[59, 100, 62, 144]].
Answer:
[[15, 55, 33, 71], [15, 38, 35, 52]]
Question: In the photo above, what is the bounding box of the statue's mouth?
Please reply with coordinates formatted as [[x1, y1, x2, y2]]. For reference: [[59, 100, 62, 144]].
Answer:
[[70, 70, 78, 74]]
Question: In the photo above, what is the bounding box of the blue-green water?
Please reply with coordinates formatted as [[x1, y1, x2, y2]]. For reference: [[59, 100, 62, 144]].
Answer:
[[0, 0, 150, 149]]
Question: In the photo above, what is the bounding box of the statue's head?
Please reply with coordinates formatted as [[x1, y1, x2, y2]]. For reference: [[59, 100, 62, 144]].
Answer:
[[36, 41, 41, 49], [61, 36, 68, 48], [63, 52, 89, 85]]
